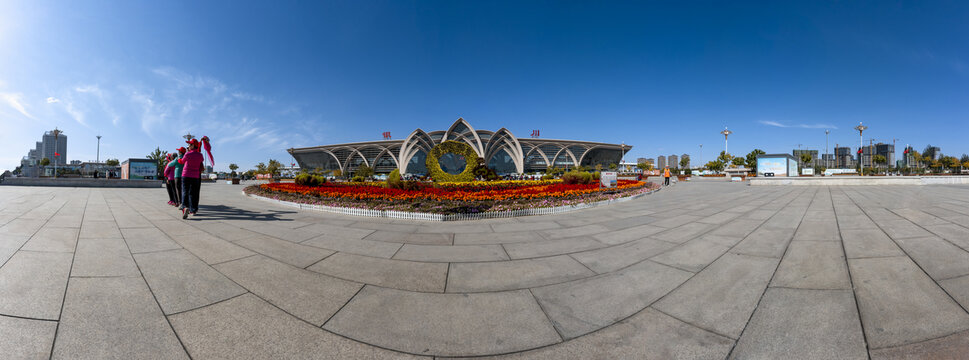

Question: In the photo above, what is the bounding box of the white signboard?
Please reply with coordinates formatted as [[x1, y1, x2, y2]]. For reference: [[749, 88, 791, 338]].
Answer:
[[801, 168, 814, 176], [600, 172, 617, 188]]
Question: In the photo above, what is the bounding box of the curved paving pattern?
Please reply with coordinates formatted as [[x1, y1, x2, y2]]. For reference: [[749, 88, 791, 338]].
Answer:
[[3, 182, 969, 358]]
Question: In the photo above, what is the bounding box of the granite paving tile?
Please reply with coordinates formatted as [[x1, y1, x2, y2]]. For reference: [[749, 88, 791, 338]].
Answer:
[[447, 255, 595, 293], [52, 277, 188, 359], [849, 256, 969, 349], [169, 294, 420, 359], [654, 253, 779, 339], [532, 259, 693, 339], [133, 249, 246, 315], [233, 233, 334, 268], [307, 252, 447, 292], [730, 288, 866, 359], [324, 286, 560, 357], [0, 315, 57, 359], [215, 255, 362, 326], [0, 251, 72, 320]]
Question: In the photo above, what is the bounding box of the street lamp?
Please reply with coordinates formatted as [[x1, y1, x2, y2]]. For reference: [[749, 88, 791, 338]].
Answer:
[[96, 135, 101, 163], [825, 130, 830, 168], [854, 122, 868, 173], [699, 144, 703, 169], [720, 127, 732, 156], [51, 128, 64, 178]]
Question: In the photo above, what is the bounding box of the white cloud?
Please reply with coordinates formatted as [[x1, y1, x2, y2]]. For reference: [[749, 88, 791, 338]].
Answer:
[[759, 120, 837, 129], [46, 97, 60, 103], [0, 92, 34, 118], [74, 84, 121, 125], [64, 102, 87, 126]]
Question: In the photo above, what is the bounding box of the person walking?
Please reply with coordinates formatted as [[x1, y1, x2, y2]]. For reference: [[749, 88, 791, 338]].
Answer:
[[663, 166, 671, 186], [163, 154, 177, 206], [178, 140, 205, 219], [169, 147, 186, 208]]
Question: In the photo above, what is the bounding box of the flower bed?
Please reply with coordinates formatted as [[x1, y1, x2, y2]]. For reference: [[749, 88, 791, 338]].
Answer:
[[244, 179, 657, 214]]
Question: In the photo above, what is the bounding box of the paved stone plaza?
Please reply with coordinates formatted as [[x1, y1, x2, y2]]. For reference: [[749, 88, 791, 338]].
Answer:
[[2, 182, 969, 359]]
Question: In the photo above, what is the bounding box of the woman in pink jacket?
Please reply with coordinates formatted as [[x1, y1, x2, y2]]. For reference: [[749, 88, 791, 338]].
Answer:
[[178, 139, 206, 219], [163, 154, 177, 206]]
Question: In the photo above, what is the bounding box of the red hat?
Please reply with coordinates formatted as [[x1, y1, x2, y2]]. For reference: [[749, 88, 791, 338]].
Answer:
[[186, 138, 200, 147], [177, 147, 187, 154]]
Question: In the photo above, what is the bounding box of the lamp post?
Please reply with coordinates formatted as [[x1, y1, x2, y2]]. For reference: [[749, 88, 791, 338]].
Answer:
[[620, 142, 626, 172], [699, 144, 702, 170], [720, 127, 732, 157], [96, 135, 101, 163], [854, 122, 867, 173], [183, 132, 195, 142], [52, 128, 64, 178], [825, 130, 830, 168]]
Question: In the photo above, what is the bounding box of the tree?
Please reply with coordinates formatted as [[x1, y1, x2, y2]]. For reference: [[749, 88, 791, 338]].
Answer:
[[228, 163, 239, 177], [105, 159, 120, 166], [679, 157, 690, 169], [799, 153, 813, 168], [745, 149, 765, 172], [266, 159, 282, 177], [705, 160, 725, 172], [908, 150, 921, 168], [636, 162, 654, 172], [608, 163, 618, 171], [147, 147, 169, 177], [717, 151, 732, 164], [731, 157, 745, 167], [255, 162, 267, 174], [355, 164, 374, 178], [872, 155, 887, 173], [941, 156, 958, 170], [40, 157, 50, 166]]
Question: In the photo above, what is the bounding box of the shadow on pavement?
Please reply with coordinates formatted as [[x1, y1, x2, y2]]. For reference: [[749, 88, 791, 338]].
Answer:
[[188, 204, 297, 221]]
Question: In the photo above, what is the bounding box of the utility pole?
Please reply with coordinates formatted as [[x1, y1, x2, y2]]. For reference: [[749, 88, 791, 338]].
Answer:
[[96, 135, 101, 163], [699, 144, 702, 169]]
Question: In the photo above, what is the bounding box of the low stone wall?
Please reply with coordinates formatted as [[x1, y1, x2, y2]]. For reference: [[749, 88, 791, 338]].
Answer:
[[1, 177, 165, 188], [749, 176, 969, 186]]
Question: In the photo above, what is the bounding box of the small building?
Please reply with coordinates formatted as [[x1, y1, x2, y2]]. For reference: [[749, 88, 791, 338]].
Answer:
[[121, 158, 158, 180], [756, 154, 799, 177]]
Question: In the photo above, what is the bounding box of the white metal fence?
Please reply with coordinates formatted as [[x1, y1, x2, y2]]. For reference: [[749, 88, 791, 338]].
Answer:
[[245, 187, 660, 221]]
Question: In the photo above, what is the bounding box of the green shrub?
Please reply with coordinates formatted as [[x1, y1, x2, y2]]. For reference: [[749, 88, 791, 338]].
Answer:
[[351, 176, 364, 182], [562, 171, 594, 185], [295, 173, 327, 186], [541, 174, 555, 180], [593, 171, 601, 180], [387, 169, 402, 189], [295, 173, 313, 186]]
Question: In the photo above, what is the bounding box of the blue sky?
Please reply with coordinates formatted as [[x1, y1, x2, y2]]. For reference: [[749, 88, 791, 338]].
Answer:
[[1, 1, 967, 172]]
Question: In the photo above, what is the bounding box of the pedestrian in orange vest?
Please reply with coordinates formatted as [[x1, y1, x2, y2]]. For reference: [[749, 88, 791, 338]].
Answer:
[[663, 166, 671, 186]]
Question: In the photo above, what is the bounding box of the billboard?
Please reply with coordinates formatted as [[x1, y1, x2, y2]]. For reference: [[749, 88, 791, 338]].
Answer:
[[757, 157, 789, 177], [123, 159, 158, 180]]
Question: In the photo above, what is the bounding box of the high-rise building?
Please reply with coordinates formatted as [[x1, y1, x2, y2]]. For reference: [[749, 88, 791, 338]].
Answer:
[[40, 131, 68, 166], [657, 155, 667, 169], [875, 143, 895, 168], [792, 149, 819, 168], [645, 158, 655, 166], [668, 154, 679, 169], [924, 146, 940, 161], [636, 157, 647, 164], [821, 153, 834, 168], [835, 146, 854, 168], [681, 154, 690, 168]]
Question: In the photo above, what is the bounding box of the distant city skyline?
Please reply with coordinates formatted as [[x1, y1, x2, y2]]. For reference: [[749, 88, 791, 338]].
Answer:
[[1, 1, 967, 172]]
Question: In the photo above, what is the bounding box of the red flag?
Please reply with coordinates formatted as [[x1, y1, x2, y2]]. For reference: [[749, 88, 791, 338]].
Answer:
[[857, 149, 862, 154], [55, 152, 60, 156]]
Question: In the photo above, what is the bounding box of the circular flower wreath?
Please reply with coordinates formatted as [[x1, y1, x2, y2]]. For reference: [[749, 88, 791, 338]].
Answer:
[[426, 140, 477, 182]]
